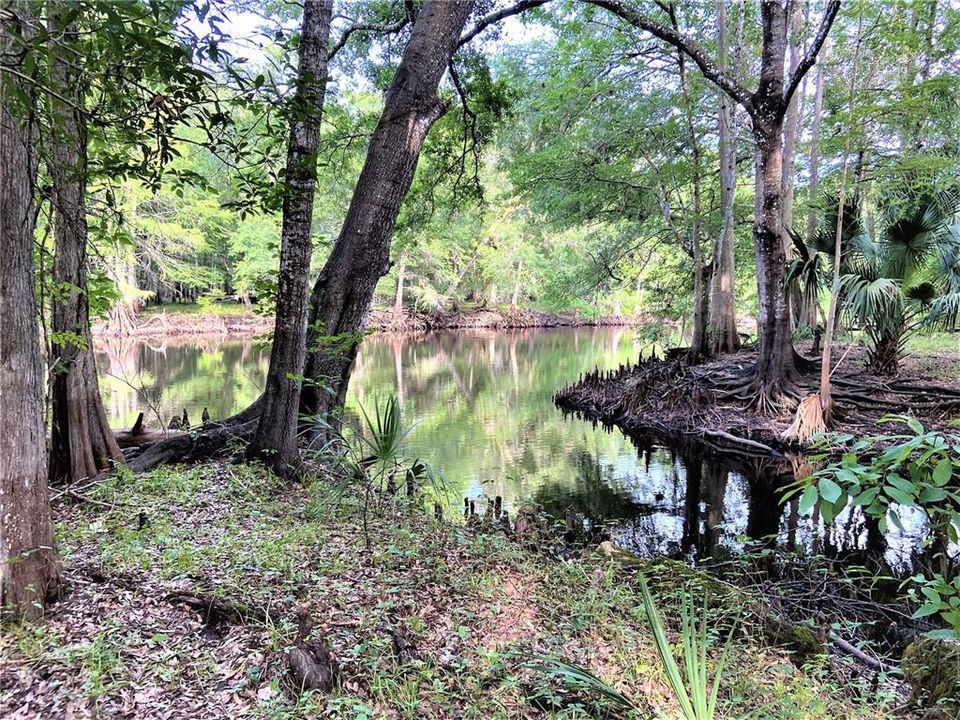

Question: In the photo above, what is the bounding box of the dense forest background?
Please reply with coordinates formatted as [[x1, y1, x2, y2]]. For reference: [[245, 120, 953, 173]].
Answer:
[[74, 0, 959, 329]]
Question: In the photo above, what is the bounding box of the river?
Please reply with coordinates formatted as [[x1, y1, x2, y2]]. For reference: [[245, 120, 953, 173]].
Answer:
[[94, 328, 929, 571]]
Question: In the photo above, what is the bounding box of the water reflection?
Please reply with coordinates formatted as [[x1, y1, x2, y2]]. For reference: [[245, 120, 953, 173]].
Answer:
[[94, 329, 930, 572]]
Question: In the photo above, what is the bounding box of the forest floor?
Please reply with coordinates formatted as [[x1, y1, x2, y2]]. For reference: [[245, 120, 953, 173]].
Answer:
[[92, 303, 644, 337], [0, 462, 912, 719], [555, 335, 960, 455]]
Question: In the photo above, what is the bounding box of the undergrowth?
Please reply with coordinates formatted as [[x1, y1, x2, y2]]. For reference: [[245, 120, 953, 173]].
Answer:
[[0, 462, 903, 719]]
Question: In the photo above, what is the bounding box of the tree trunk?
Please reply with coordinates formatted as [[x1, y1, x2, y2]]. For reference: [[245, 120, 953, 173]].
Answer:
[[708, 0, 742, 355], [670, 4, 708, 363], [302, 0, 476, 418], [583, 0, 840, 405], [511, 259, 523, 307], [800, 41, 828, 329], [748, 1, 799, 409], [393, 256, 406, 317], [47, 2, 124, 484], [780, 0, 803, 246], [248, 0, 333, 474], [0, 1, 63, 619]]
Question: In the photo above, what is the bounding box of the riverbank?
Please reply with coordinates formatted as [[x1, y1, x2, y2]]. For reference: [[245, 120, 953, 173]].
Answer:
[[92, 303, 644, 337], [1, 462, 910, 718], [555, 340, 960, 456]]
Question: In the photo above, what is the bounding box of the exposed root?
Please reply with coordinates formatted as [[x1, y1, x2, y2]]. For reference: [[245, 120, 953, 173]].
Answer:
[[714, 371, 807, 416], [556, 344, 960, 453]]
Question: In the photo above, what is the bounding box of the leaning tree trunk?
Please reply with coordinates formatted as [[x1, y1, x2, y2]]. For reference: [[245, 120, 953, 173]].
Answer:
[[0, 0, 62, 620], [708, 0, 742, 355], [47, 3, 124, 484], [302, 0, 476, 418], [247, 0, 333, 475]]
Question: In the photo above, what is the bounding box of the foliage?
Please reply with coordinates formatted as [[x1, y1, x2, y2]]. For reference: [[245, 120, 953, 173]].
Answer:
[[536, 573, 737, 720], [637, 573, 737, 720], [839, 192, 960, 373], [791, 416, 960, 636], [3, 461, 890, 718]]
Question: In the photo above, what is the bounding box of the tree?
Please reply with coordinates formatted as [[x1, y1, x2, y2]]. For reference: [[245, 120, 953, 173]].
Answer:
[[302, 0, 478, 418], [0, 0, 62, 619], [585, 0, 840, 409], [842, 193, 960, 375], [797, 38, 828, 330], [247, 0, 333, 475], [666, 4, 709, 362], [46, 0, 125, 484], [708, 0, 742, 355]]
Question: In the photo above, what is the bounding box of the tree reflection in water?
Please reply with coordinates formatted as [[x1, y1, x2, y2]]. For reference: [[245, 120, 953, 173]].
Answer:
[[95, 328, 930, 574]]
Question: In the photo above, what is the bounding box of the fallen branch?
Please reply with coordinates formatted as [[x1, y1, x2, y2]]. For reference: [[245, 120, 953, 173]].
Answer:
[[702, 429, 781, 456], [166, 591, 272, 625], [829, 631, 903, 676]]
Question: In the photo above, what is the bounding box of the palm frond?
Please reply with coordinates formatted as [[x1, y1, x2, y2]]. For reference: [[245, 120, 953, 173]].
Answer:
[[926, 291, 960, 329], [840, 274, 903, 324]]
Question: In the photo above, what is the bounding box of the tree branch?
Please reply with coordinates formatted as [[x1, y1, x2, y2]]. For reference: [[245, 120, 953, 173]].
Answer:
[[457, 0, 553, 47], [327, 5, 412, 62], [782, 0, 840, 112], [582, 0, 754, 116]]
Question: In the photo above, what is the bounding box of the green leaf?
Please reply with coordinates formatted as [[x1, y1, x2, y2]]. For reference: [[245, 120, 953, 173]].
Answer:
[[819, 478, 843, 504], [799, 484, 819, 514], [851, 487, 880, 506], [888, 509, 905, 531], [884, 486, 915, 507], [933, 458, 953, 486], [918, 486, 948, 503], [887, 474, 917, 494]]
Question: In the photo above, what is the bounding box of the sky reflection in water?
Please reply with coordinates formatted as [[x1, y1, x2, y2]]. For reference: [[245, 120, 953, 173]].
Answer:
[[95, 328, 932, 572]]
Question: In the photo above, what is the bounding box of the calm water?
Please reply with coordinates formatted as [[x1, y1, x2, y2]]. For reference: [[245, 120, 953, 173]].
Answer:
[[94, 329, 930, 570]]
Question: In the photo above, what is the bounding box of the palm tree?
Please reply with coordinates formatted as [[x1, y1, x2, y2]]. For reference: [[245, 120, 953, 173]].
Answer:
[[787, 196, 866, 333], [841, 192, 960, 375]]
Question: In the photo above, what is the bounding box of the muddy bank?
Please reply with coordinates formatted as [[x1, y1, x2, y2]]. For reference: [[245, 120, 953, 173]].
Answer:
[[554, 343, 960, 456], [93, 305, 643, 337], [93, 308, 273, 337], [365, 306, 642, 332]]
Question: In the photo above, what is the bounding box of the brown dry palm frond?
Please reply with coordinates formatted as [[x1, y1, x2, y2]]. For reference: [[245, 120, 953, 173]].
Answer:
[[782, 393, 827, 443]]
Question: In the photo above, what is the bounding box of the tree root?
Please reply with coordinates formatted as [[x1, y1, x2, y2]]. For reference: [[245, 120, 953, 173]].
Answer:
[[713, 371, 808, 415], [124, 418, 259, 475], [166, 591, 272, 626]]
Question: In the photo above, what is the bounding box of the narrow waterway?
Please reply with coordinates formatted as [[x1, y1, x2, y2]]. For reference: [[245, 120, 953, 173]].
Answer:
[[95, 328, 929, 571]]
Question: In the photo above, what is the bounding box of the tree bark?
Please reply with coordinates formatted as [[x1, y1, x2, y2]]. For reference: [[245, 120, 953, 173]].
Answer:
[[302, 0, 476, 418], [393, 256, 406, 316], [708, 0, 741, 355], [749, 0, 799, 409], [780, 0, 804, 247], [511, 259, 523, 307], [800, 40, 828, 329], [47, 2, 124, 485], [0, 0, 62, 620], [248, 0, 333, 474], [670, 4, 708, 363]]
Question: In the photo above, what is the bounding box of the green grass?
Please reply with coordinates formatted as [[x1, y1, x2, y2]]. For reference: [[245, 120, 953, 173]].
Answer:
[[2, 462, 903, 719], [904, 330, 960, 355]]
